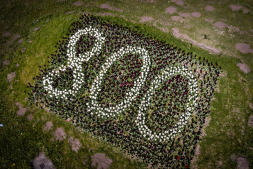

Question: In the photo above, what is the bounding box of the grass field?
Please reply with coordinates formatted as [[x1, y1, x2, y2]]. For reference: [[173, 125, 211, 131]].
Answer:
[[0, 0, 253, 168]]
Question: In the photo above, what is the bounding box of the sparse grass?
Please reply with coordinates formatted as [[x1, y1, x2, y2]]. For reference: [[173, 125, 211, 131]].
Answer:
[[0, 0, 252, 169]]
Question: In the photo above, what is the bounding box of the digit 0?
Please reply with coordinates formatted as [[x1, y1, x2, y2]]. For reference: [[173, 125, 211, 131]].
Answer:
[[136, 66, 199, 142], [87, 45, 151, 118]]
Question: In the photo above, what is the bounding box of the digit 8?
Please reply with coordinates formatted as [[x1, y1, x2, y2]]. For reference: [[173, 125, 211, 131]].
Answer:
[[42, 26, 105, 98]]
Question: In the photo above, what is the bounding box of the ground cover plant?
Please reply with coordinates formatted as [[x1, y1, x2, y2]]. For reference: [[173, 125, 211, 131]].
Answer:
[[27, 14, 221, 168]]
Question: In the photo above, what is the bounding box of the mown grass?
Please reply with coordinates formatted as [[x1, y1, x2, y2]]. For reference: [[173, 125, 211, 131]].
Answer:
[[0, 0, 253, 168], [196, 54, 253, 168], [0, 94, 146, 168]]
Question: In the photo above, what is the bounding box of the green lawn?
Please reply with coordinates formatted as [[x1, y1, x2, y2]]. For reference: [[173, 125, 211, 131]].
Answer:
[[0, 0, 252, 168]]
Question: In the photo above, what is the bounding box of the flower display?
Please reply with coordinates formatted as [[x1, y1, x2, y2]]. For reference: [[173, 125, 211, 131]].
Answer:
[[27, 14, 222, 168], [136, 66, 199, 142], [87, 45, 150, 118], [42, 27, 105, 98]]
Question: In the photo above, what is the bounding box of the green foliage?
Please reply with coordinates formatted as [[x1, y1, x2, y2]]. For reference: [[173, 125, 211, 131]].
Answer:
[[0, 0, 252, 168]]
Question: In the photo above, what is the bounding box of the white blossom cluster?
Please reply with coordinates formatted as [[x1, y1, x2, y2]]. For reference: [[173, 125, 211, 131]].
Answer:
[[41, 25, 199, 143], [135, 66, 199, 142], [87, 45, 151, 118], [42, 27, 105, 99]]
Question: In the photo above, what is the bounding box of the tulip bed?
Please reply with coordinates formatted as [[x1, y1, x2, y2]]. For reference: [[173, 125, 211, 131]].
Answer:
[[27, 14, 221, 168]]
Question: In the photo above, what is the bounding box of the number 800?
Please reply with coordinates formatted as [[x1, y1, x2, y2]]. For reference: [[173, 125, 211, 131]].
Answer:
[[42, 27, 199, 142]]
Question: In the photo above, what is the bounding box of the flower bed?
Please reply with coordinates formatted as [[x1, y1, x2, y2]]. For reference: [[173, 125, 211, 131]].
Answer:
[[27, 14, 221, 168]]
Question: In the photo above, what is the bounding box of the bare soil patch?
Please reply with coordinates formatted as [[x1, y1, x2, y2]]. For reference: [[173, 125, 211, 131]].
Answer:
[[243, 8, 249, 14], [18, 38, 24, 44], [213, 21, 227, 29], [172, 28, 181, 38], [156, 26, 169, 33], [178, 12, 190, 18], [6, 34, 21, 46], [165, 6, 177, 14], [27, 114, 33, 121], [248, 116, 253, 127], [191, 12, 201, 17], [141, 0, 157, 2], [217, 161, 223, 168], [205, 18, 214, 23], [44, 121, 53, 131], [200, 116, 211, 138], [231, 154, 237, 161], [16, 102, 23, 109], [191, 144, 200, 168], [16, 102, 27, 116], [97, 12, 114, 16], [21, 47, 26, 53], [17, 108, 27, 116], [231, 155, 249, 169], [171, 16, 184, 23], [237, 63, 250, 74], [33, 27, 40, 32], [11, 34, 21, 40], [234, 27, 240, 32], [73, 1, 83, 6], [172, 28, 221, 54], [183, 23, 192, 29], [65, 11, 74, 14], [32, 151, 56, 169], [220, 71, 227, 78], [2, 31, 11, 37], [68, 136, 82, 153], [236, 156, 249, 169], [91, 153, 113, 169], [229, 4, 243, 11], [100, 3, 123, 12], [171, 0, 184, 6], [7, 72, 16, 82], [140, 16, 153, 23], [3, 60, 9, 66], [205, 5, 214, 12], [195, 145, 200, 156], [54, 127, 67, 141], [235, 43, 253, 54], [249, 103, 253, 110]]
